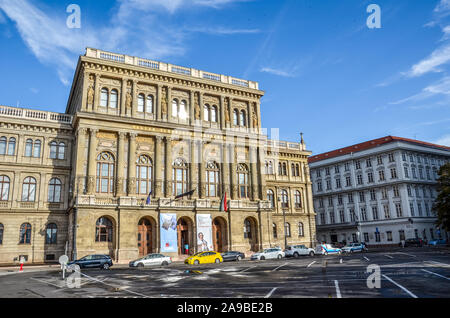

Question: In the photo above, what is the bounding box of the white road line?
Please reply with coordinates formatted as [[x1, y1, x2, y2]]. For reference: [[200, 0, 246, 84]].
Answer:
[[426, 260, 450, 267], [31, 277, 65, 288], [334, 280, 342, 298], [272, 263, 288, 272], [382, 274, 418, 298], [363, 256, 370, 262], [240, 266, 256, 272], [264, 287, 277, 298], [396, 252, 417, 258], [307, 261, 316, 268], [385, 255, 394, 259], [421, 269, 450, 281]]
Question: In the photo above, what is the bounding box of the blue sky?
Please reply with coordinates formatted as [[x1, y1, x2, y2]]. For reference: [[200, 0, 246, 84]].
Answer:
[[1, 0, 450, 154]]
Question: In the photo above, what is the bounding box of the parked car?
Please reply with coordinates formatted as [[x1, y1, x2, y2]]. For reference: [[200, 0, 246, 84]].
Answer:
[[428, 239, 447, 246], [185, 251, 223, 265], [284, 245, 315, 258], [398, 238, 424, 247], [251, 248, 285, 261], [342, 243, 368, 253], [221, 251, 245, 262], [68, 254, 113, 270], [315, 244, 342, 256], [129, 253, 172, 267]]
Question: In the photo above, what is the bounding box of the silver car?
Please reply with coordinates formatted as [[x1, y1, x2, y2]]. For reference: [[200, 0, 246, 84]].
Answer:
[[129, 253, 172, 267], [251, 248, 285, 261], [284, 245, 315, 258]]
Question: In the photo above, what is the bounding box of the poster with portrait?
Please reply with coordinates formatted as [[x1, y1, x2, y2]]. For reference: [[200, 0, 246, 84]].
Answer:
[[196, 214, 213, 252], [160, 213, 178, 253]]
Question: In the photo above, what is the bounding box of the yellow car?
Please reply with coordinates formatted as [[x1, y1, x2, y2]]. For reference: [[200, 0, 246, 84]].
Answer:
[[184, 251, 223, 265]]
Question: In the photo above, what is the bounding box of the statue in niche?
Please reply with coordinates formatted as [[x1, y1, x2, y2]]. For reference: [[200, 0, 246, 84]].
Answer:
[[252, 111, 258, 128], [161, 88, 168, 115], [194, 92, 200, 120], [87, 85, 94, 105], [126, 91, 132, 109], [224, 98, 230, 123]]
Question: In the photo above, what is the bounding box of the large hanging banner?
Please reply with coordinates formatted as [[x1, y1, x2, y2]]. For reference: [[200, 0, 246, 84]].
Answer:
[[160, 213, 178, 253], [196, 214, 213, 252]]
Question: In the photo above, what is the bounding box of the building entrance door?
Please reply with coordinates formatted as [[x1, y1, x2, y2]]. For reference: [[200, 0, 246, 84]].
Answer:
[[177, 218, 191, 255], [213, 219, 224, 252], [138, 218, 152, 257]]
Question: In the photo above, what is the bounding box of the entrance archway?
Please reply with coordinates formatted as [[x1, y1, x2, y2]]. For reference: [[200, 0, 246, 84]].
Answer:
[[244, 217, 259, 252], [138, 217, 154, 257], [177, 217, 193, 255], [213, 217, 227, 252]]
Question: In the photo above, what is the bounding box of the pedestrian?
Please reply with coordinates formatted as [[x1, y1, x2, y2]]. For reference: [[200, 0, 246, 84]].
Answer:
[[401, 239, 405, 248]]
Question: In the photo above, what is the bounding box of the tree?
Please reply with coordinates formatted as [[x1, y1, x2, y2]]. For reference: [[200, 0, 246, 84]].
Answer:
[[434, 162, 450, 231]]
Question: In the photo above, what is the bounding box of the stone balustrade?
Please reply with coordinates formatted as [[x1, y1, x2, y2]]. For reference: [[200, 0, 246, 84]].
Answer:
[[0, 105, 73, 125]]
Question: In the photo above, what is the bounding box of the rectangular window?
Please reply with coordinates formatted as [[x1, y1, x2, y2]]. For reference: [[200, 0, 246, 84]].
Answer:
[[387, 231, 393, 242], [410, 202, 415, 216], [363, 233, 369, 242], [375, 232, 381, 242], [368, 172, 374, 183], [372, 206, 379, 220], [379, 170, 385, 181], [395, 203, 403, 218], [399, 230, 405, 241], [339, 210, 345, 223], [384, 205, 390, 219], [390, 168, 397, 179]]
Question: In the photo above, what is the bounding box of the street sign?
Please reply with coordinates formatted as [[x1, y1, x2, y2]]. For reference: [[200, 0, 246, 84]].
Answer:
[[376, 227, 379, 233]]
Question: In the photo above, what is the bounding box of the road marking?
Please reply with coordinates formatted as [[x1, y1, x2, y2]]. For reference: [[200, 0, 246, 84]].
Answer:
[[426, 260, 450, 268], [240, 266, 256, 272], [385, 255, 394, 259], [421, 269, 450, 281], [31, 277, 65, 288], [363, 256, 370, 262], [264, 287, 277, 298], [334, 280, 342, 298], [307, 261, 316, 268], [396, 252, 417, 258], [272, 263, 288, 271], [382, 274, 418, 298]]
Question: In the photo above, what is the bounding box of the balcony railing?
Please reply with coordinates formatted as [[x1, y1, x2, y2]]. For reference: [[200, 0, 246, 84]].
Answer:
[[0, 105, 73, 124]]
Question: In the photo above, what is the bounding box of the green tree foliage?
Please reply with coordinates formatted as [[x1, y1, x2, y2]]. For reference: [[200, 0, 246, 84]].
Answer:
[[434, 162, 450, 231]]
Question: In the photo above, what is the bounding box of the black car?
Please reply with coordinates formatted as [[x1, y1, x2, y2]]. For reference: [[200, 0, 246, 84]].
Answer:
[[221, 251, 245, 262], [399, 238, 424, 247], [68, 254, 113, 269]]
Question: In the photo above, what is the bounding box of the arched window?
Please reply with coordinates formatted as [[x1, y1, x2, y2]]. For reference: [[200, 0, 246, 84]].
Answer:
[[282, 162, 287, 176], [136, 155, 152, 195], [0, 223, 3, 245], [278, 162, 283, 175], [273, 223, 277, 239], [138, 94, 145, 112], [50, 141, 58, 159], [267, 189, 274, 208], [0, 137, 6, 155], [240, 110, 246, 127], [172, 99, 179, 118], [295, 190, 302, 208], [281, 189, 289, 209], [7, 137, 16, 155], [110, 89, 118, 109], [291, 164, 296, 176], [205, 161, 220, 197], [244, 219, 252, 239], [237, 164, 249, 198], [45, 223, 57, 244], [179, 100, 188, 120], [19, 223, 32, 244], [173, 158, 188, 196], [298, 222, 304, 237], [233, 109, 239, 126], [266, 161, 273, 175], [33, 140, 41, 158], [22, 177, 36, 202], [204, 104, 210, 121], [25, 139, 33, 157], [296, 164, 300, 177], [100, 88, 109, 107], [58, 142, 66, 159], [48, 178, 62, 203], [0, 176, 10, 201], [285, 222, 291, 238], [146, 95, 153, 113], [96, 152, 115, 194], [95, 217, 113, 242], [211, 106, 218, 123]]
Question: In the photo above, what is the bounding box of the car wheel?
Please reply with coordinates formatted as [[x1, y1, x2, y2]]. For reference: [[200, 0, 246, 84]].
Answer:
[[162, 261, 168, 266], [215, 258, 220, 264], [324, 252, 328, 256], [137, 263, 144, 268], [277, 254, 282, 260], [294, 252, 299, 258], [350, 250, 353, 254], [103, 263, 110, 270], [338, 251, 342, 255], [309, 251, 315, 257], [237, 256, 242, 261], [260, 256, 265, 261], [194, 260, 200, 265]]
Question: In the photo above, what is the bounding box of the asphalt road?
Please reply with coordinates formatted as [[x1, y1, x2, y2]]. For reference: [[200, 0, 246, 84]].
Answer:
[[1, 247, 449, 298]]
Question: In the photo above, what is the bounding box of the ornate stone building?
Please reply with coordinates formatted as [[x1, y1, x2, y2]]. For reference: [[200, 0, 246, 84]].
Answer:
[[0, 48, 315, 264]]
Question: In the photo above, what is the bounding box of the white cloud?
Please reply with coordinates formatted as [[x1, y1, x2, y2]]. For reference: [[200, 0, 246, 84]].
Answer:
[[390, 76, 450, 104], [260, 67, 295, 78], [434, 134, 450, 146], [434, 0, 450, 14], [185, 26, 260, 35], [408, 43, 450, 77]]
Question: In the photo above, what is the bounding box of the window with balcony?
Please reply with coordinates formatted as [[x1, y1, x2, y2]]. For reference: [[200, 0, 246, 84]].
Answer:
[[96, 152, 115, 194], [173, 158, 189, 197], [136, 155, 153, 195], [21, 177, 36, 202], [205, 161, 220, 197]]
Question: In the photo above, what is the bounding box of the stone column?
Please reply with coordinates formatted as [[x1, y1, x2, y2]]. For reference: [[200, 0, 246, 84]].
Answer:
[[127, 133, 137, 195], [229, 97, 233, 127], [120, 78, 127, 116], [167, 86, 172, 120], [222, 142, 230, 196], [165, 137, 172, 197], [131, 80, 137, 118], [199, 92, 204, 123], [198, 140, 206, 198], [86, 128, 98, 194], [116, 132, 126, 196], [250, 145, 259, 201], [220, 95, 225, 130], [75, 128, 87, 194], [256, 100, 261, 131], [189, 91, 195, 126], [190, 139, 199, 198], [81, 72, 89, 112], [154, 136, 163, 198], [230, 144, 238, 199], [93, 73, 100, 113], [157, 84, 162, 121]]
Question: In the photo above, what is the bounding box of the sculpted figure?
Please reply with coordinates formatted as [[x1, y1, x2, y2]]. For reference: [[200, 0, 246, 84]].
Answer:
[[87, 85, 94, 105]]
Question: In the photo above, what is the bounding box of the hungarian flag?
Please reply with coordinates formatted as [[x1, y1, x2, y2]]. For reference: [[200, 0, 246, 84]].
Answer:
[[174, 189, 196, 200], [220, 192, 228, 212], [145, 190, 152, 205]]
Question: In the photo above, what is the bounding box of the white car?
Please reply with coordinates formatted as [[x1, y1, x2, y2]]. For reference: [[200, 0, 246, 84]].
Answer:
[[129, 253, 172, 267], [251, 248, 285, 261], [284, 245, 315, 258]]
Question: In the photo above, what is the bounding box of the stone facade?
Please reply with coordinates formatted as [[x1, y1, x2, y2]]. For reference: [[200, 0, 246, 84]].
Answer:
[[0, 48, 315, 264]]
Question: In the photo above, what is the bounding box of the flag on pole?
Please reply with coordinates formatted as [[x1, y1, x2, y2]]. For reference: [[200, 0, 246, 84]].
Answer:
[[146, 190, 152, 205], [174, 189, 196, 200], [220, 192, 228, 212]]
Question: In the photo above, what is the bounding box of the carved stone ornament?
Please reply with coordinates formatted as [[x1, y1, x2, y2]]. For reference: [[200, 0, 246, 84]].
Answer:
[[161, 87, 168, 115], [87, 85, 94, 105], [225, 98, 230, 123], [194, 92, 200, 120], [126, 91, 132, 109]]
